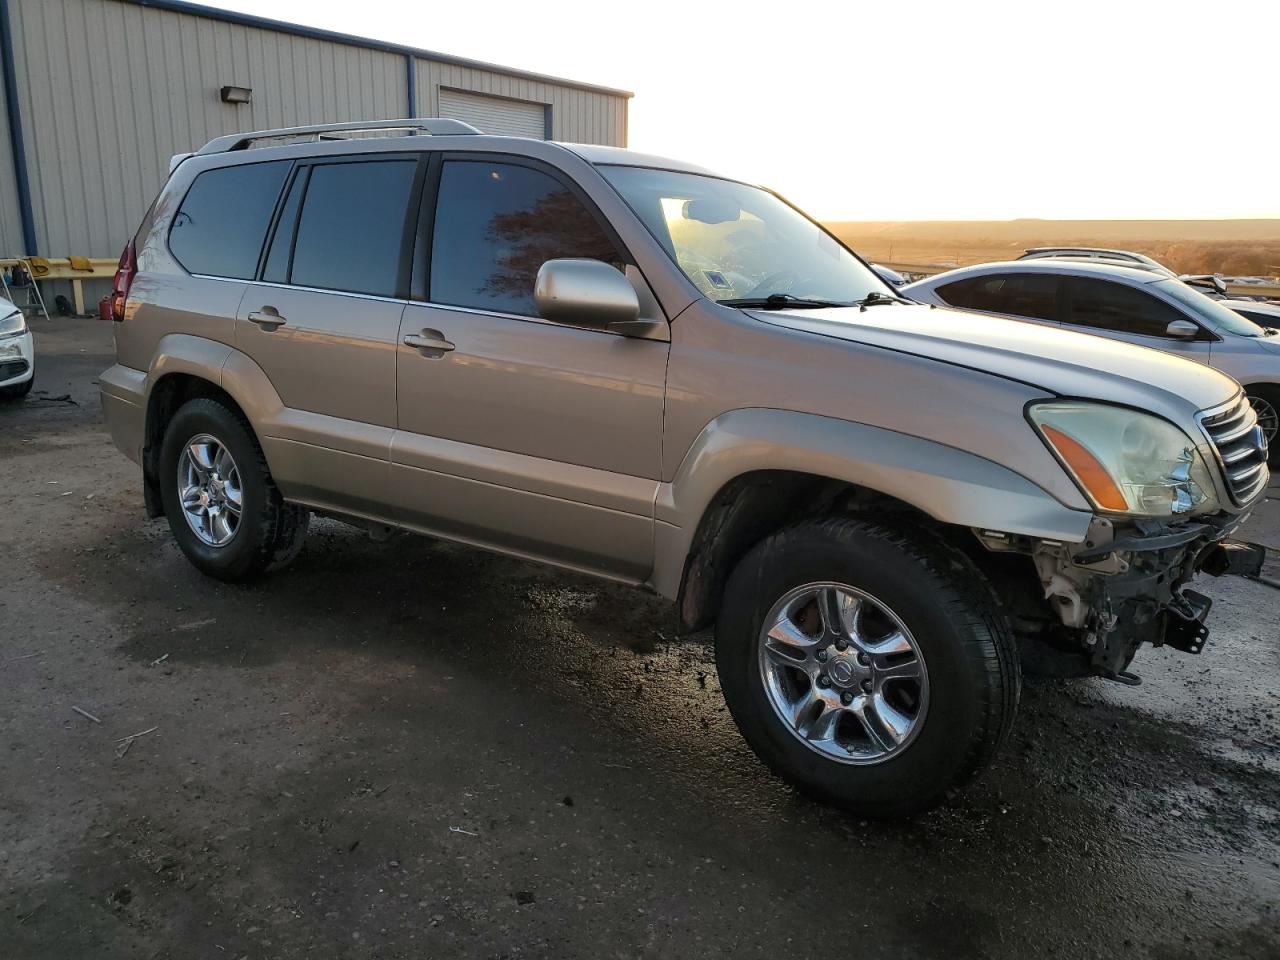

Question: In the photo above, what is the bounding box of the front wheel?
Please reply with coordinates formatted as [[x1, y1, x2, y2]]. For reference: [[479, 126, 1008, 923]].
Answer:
[[714, 517, 1019, 818], [159, 398, 308, 582], [0, 374, 32, 400], [1245, 386, 1279, 466]]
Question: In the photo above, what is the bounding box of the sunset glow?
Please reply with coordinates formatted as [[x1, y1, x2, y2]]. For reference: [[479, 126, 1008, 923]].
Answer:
[[208, 0, 1276, 221]]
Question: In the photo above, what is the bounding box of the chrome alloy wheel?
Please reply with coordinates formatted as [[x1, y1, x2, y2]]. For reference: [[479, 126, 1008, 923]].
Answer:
[[1249, 394, 1278, 447], [758, 582, 929, 764], [177, 433, 243, 547]]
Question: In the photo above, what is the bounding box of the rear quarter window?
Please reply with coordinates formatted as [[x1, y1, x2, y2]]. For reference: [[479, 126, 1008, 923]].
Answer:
[[168, 161, 290, 279]]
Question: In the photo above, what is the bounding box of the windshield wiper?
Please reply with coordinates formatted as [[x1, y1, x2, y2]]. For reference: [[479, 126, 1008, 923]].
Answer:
[[859, 291, 911, 311], [720, 293, 851, 310]]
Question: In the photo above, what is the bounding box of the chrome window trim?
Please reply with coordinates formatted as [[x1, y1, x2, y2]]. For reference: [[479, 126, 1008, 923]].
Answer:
[[412, 299, 641, 339], [191, 274, 411, 306], [191, 274, 649, 338]]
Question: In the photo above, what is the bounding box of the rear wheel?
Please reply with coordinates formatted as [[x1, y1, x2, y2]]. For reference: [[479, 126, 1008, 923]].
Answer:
[[714, 517, 1019, 817], [159, 398, 308, 581], [1245, 386, 1279, 466]]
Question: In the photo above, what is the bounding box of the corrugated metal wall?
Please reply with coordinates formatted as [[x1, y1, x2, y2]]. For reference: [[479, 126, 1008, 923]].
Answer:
[[5, 0, 405, 258], [0, 0, 629, 262], [0, 38, 23, 259], [416, 59, 627, 148], [437, 88, 547, 139]]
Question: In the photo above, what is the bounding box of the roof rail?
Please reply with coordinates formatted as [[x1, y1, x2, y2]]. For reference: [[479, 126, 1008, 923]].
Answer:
[[194, 117, 482, 155]]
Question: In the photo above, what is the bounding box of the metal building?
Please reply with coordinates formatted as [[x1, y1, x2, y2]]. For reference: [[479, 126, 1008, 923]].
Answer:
[[0, 0, 631, 271]]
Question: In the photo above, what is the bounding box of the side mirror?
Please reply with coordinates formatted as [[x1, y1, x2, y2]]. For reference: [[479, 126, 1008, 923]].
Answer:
[[1166, 319, 1200, 338], [534, 259, 640, 331]]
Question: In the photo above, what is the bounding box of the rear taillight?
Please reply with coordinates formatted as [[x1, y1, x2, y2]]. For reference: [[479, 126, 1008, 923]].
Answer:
[[101, 239, 137, 322]]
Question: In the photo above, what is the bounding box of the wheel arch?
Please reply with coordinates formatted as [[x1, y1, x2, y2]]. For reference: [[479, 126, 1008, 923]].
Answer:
[[654, 408, 1092, 632], [141, 336, 279, 518]]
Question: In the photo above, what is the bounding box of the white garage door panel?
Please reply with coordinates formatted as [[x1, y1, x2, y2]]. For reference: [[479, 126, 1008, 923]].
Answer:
[[438, 89, 547, 139]]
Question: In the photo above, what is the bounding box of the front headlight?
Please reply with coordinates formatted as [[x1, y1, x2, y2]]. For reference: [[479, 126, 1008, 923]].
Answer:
[[0, 310, 26, 338], [1029, 402, 1218, 517]]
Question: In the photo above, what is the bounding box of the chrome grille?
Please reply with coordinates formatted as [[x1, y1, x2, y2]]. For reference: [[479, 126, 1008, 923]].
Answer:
[[1199, 395, 1270, 505]]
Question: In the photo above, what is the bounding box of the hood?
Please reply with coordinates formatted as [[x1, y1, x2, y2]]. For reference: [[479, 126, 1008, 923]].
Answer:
[[750, 303, 1239, 415]]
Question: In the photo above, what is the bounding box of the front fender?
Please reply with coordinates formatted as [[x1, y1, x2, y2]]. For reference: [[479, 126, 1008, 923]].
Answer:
[[651, 407, 1092, 600]]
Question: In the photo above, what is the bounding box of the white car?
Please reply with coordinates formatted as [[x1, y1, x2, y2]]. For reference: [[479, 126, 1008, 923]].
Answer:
[[1223, 299, 1280, 331], [0, 295, 34, 400], [903, 259, 1280, 460]]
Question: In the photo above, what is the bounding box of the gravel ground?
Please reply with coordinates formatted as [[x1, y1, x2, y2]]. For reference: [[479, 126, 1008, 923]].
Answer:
[[2, 318, 1278, 959]]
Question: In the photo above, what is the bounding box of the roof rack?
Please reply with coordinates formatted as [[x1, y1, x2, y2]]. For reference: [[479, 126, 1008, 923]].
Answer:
[[194, 118, 482, 156], [1020, 247, 1155, 264]]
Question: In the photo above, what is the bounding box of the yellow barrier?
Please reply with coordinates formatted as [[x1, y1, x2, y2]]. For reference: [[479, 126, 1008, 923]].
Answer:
[[21, 256, 119, 315]]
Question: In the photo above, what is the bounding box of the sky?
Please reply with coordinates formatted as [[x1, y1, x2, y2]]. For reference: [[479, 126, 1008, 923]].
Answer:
[[206, 0, 1277, 221]]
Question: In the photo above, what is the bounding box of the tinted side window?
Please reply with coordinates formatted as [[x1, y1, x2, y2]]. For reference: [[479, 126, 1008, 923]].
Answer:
[[935, 276, 981, 307], [994, 274, 1059, 321], [1067, 278, 1185, 337], [431, 160, 622, 316], [169, 161, 289, 279], [935, 273, 1058, 321], [291, 160, 418, 297]]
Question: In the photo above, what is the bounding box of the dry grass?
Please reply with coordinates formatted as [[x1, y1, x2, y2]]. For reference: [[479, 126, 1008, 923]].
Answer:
[[823, 220, 1280, 277]]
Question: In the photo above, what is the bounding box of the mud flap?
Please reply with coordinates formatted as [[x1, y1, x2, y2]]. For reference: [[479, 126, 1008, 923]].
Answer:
[[1163, 589, 1212, 655]]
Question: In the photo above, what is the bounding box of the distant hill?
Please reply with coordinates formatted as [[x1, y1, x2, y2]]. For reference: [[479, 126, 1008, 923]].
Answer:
[[823, 220, 1280, 277]]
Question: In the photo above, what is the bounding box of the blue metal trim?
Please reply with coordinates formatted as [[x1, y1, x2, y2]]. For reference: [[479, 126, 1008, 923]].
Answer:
[[405, 54, 417, 117], [0, 0, 37, 255], [543, 104, 553, 141], [125, 0, 633, 99]]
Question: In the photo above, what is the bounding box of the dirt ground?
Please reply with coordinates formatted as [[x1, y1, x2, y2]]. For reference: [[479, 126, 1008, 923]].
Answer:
[[2, 318, 1278, 960]]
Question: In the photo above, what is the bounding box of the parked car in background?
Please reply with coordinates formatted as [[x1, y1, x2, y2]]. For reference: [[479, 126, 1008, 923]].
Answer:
[[1223, 299, 1280, 331], [1019, 246, 1170, 271], [0, 294, 34, 399], [903, 260, 1280, 459], [870, 263, 907, 286], [100, 118, 1267, 817], [1018, 247, 1228, 296]]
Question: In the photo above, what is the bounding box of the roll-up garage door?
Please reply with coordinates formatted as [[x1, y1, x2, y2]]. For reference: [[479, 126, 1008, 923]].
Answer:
[[438, 89, 548, 139]]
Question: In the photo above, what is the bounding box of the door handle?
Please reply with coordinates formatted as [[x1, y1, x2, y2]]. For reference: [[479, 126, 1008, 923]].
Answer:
[[247, 307, 286, 329], [403, 331, 455, 355]]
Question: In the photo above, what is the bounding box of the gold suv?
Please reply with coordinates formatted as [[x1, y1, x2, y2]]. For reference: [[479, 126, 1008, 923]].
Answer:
[[101, 119, 1267, 816]]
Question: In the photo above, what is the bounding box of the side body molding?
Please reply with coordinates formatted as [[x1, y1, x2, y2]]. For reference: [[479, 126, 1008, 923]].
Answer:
[[650, 408, 1093, 600]]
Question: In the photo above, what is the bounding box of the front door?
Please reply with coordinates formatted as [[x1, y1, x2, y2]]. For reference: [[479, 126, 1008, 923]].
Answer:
[[235, 156, 422, 514], [391, 157, 669, 581]]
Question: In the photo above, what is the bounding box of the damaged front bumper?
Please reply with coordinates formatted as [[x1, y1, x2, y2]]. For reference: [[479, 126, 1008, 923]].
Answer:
[[977, 513, 1267, 683]]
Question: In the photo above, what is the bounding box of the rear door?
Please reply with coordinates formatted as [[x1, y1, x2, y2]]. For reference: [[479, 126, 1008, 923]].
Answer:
[[1061, 277, 1214, 364], [235, 154, 424, 514]]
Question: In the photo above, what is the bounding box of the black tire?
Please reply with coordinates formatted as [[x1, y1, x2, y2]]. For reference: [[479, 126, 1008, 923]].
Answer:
[[158, 397, 308, 582], [714, 517, 1019, 818], [1245, 386, 1279, 467], [0, 374, 33, 400]]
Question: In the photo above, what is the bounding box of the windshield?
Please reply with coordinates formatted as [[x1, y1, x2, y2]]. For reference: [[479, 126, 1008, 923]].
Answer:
[[599, 165, 889, 305], [1154, 279, 1267, 337]]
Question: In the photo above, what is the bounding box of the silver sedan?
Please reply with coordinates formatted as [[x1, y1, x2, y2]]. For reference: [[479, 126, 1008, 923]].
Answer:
[[903, 259, 1280, 457]]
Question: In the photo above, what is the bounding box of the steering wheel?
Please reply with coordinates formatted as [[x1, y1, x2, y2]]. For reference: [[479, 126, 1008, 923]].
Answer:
[[744, 271, 801, 298]]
